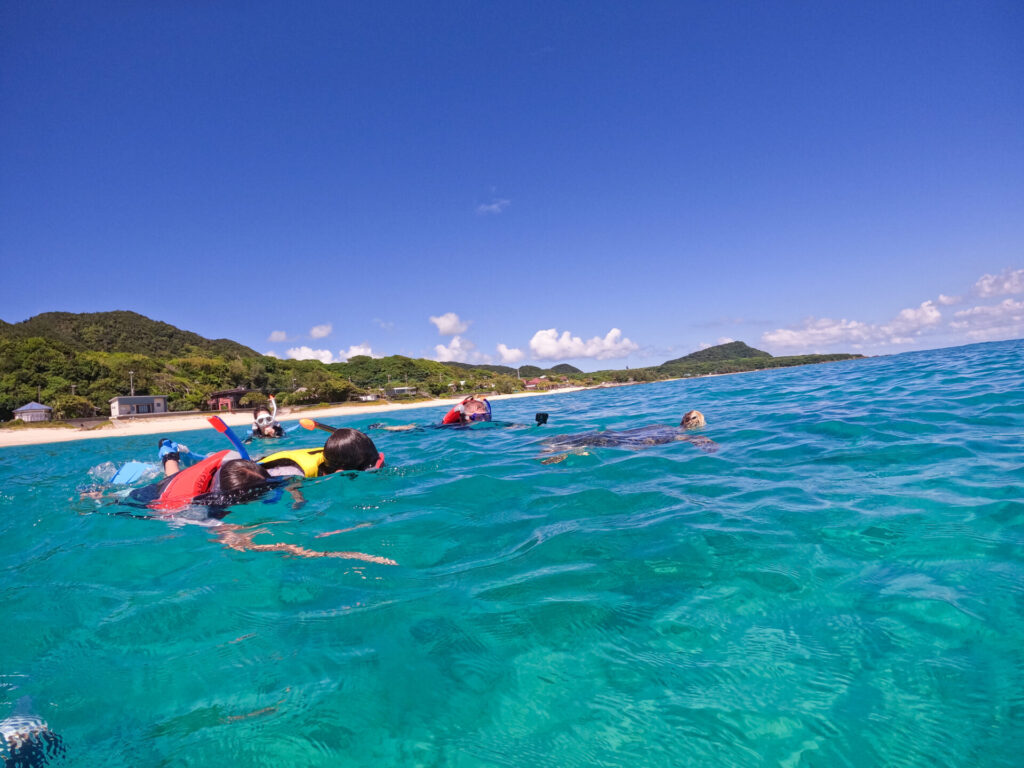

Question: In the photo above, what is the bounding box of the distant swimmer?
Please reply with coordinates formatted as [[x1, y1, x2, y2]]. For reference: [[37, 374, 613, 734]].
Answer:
[[442, 395, 492, 425], [248, 395, 285, 440], [370, 395, 492, 432], [540, 409, 717, 464]]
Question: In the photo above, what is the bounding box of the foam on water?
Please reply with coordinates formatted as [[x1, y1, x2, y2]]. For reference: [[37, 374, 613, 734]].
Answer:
[[1, 340, 1022, 766]]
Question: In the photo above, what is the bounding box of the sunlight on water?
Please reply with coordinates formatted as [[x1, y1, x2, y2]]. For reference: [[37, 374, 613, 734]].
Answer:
[[1, 340, 1023, 766]]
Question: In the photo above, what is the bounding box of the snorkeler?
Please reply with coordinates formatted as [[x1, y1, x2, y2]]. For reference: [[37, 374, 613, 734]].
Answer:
[[442, 395, 492, 425], [258, 424, 384, 479], [248, 395, 284, 440], [369, 395, 502, 432], [126, 450, 275, 510], [99, 448, 394, 563], [540, 409, 717, 464]]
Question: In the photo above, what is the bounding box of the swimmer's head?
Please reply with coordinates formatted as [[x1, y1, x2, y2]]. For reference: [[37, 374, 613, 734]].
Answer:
[[681, 410, 705, 429], [322, 428, 381, 473], [463, 397, 491, 422], [218, 459, 271, 491]]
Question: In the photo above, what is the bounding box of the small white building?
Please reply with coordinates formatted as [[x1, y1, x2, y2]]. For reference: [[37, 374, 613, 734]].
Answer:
[[110, 395, 169, 418], [13, 402, 52, 422], [386, 386, 418, 398]]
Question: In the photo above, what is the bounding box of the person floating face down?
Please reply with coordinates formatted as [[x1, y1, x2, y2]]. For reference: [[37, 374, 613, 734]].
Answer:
[[540, 409, 716, 464], [122, 443, 395, 564], [251, 395, 284, 439], [258, 428, 384, 479]]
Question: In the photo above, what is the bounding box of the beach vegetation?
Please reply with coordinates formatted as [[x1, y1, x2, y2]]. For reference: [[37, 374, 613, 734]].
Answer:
[[0, 311, 864, 420]]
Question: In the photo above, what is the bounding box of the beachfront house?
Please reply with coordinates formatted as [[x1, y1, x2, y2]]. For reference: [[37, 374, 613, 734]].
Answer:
[[109, 395, 169, 418], [13, 401, 53, 422], [385, 386, 418, 398], [206, 387, 250, 411]]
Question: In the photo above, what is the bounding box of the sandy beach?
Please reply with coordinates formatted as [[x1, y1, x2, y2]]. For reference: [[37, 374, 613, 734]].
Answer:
[[0, 387, 592, 448]]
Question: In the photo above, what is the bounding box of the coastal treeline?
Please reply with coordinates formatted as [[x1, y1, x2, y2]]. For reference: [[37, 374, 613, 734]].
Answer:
[[0, 312, 862, 420]]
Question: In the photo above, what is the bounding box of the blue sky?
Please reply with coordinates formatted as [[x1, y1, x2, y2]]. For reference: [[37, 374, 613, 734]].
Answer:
[[2, 1, 1022, 370]]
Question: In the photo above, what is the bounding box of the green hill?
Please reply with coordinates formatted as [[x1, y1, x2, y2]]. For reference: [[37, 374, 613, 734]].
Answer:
[[663, 340, 771, 366], [549, 363, 583, 374], [0, 313, 864, 422], [0, 311, 259, 358]]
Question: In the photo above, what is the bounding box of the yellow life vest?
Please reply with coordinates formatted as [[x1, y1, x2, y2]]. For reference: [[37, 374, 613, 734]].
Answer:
[[259, 448, 325, 479]]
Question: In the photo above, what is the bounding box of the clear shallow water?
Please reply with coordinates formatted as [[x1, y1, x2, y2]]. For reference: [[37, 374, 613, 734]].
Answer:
[[2, 340, 1023, 767]]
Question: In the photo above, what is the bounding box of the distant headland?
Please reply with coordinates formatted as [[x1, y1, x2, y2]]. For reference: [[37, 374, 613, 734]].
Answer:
[[0, 311, 862, 422]]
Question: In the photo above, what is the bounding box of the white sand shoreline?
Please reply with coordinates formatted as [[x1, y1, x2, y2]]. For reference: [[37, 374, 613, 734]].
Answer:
[[0, 386, 598, 448]]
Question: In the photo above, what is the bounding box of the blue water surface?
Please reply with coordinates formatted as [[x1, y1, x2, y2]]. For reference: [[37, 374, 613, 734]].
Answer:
[[1, 340, 1022, 767]]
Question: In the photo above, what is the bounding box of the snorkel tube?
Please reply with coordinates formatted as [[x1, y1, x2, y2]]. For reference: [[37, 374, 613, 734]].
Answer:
[[207, 416, 251, 461]]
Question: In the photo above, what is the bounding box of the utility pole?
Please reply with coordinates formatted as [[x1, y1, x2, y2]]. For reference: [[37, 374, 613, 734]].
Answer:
[[129, 370, 135, 396], [70, 384, 76, 396]]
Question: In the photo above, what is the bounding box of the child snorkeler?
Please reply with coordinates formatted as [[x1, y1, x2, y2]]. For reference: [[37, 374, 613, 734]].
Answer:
[[97, 443, 395, 564], [248, 394, 285, 440], [258, 426, 384, 478]]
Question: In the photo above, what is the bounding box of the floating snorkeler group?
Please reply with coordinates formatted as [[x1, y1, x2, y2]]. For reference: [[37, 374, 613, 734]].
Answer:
[[83, 395, 715, 566]]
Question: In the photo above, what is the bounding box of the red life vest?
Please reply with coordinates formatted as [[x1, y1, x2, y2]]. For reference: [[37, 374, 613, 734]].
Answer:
[[152, 450, 231, 511], [441, 397, 472, 425]]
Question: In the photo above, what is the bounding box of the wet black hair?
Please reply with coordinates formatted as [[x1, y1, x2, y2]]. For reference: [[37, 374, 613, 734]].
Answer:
[[218, 459, 271, 491], [322, 428, 380, 473]]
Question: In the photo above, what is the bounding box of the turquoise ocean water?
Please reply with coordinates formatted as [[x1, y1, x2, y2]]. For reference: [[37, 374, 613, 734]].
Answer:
[[1, 339, 1022, 766]]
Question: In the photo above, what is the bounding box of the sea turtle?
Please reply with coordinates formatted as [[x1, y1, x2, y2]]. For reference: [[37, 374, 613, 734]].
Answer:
[[540, 409, 717, 464]]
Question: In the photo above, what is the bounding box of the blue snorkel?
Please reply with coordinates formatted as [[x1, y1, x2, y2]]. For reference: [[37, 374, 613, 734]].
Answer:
[[207, 416, 251, 461]]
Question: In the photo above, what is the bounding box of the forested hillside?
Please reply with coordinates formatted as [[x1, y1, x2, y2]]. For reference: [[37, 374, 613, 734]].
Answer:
[[0, 311, 863, 420], [0, 311, 258, 358]]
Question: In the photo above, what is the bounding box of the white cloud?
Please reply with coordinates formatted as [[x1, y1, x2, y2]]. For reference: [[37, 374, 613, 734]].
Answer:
[[434, 335, 489, 363], [763, 299, 946, 351], [430, 312, 469, 335], [374, 318, 395, 331], [287, 346, 337, 364], [310, 323, 333, 339], [263, 350, 281, 359], [476, 198, 510, 215], [883, 300, 941, 336], [717, 337, 736, 345], [268, 330, 287, 343], [497, 343, 525, 364], [340, 343, 382, 361], [761, 267, 1024, 354], [949, 298, 1024, 341], [762, 318, 877, 350], [975, 268, 1024, 298], [529, 327, 640, 361]]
